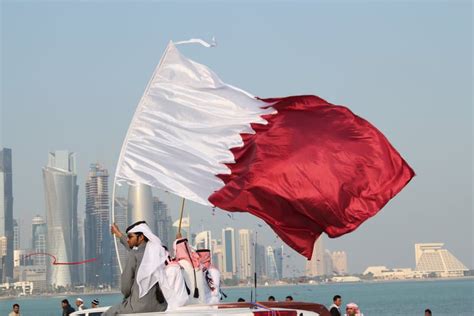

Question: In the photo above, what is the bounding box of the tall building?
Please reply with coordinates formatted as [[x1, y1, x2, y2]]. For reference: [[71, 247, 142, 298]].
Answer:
[[324, 249, 334, 276], [305, 237, 325, 277], [195, 230, 212, 251], [0, 148, 14, 282], [128, 183, 154, 227], [31, 215, 47, 266], [255, 243, 266, 278], [415, 243, 468, 277], [274, 245, 283, 280], [238, 229, 253, 280], [84, 164, 111, 287], [13, 219, 20, 250], [332, 251, 348, 275], [153, 197, 173, 249], [265, 246, 279, 280], [43, 150, 79, 288], [222, 227, 236, 279], [212, 239, 224, 271]]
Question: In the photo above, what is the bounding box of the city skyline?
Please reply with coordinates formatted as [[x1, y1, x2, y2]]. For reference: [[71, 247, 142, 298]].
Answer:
[[1, 1, 472, 274], [5, 185, 471, 289], [2, 147, 473, 278]]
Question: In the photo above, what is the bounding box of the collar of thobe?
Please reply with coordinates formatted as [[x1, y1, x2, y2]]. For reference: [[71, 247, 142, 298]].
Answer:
[[128, 223, 168, 298]]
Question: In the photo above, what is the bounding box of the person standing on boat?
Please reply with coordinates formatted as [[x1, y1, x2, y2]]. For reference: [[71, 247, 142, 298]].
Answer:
[[75, 298, 86, 311], [61, 299, 75, 316], [106, 221, 168, 315], [329, 295, 342, 316]]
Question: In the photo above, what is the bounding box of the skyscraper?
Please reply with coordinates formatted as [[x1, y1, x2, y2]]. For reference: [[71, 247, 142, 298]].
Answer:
[[238, 229, 253, 280], [84, 164, 111, 287], [128, 183, 154, 227], [332, 251, 348, 275], [324, 249, 334, 276], [153, 197, 173, 249], [305, 237, 325, 277], [212, 239, 224, 271], [0, 148, 14, 282], [222, 227, 236, 280], [43, 150, 79, 288], [265, 246, 279, 280], [31, 215, 47, 266], [274, 245, 283, 280], [13, 219, 20, 250], [255, 243, 266, 279]]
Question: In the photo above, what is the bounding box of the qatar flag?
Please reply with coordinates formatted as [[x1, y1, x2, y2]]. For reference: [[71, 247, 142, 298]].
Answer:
[[116, 41, 414, 259]]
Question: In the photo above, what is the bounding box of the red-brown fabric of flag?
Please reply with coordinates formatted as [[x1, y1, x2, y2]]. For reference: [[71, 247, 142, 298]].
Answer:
[[209, 95, 414, 259]]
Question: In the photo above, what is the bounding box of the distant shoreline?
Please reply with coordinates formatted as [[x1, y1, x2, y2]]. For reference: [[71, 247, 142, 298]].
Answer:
[[219, 276, 474, 289], [1, 276, 472, 300]]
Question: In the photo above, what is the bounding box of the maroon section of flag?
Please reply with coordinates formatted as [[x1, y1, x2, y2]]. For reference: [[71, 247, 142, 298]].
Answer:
[[209, 95, 414, 259]]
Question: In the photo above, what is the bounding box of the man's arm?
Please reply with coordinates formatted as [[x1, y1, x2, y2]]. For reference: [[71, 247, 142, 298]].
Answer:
[[111, 223, 130, 251], [121, 251, 137, 297]]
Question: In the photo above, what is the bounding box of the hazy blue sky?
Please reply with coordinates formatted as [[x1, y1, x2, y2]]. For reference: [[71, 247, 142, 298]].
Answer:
[[1, 1, 472, 274]]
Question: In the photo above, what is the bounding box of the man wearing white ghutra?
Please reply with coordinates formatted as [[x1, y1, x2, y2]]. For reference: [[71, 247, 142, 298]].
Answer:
[[105, 221, 168, 315]]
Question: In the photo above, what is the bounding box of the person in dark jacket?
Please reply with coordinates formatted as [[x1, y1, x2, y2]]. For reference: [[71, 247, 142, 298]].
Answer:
[[61, 299, 75, 316], [329, 295, 342, 316]]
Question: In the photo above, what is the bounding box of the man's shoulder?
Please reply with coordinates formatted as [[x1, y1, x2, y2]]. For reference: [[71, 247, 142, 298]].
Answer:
[[329, 306, 341, 316]]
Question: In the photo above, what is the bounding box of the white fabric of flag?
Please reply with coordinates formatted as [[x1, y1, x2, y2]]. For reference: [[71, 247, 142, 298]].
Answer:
[[115, 42, 275, 205]]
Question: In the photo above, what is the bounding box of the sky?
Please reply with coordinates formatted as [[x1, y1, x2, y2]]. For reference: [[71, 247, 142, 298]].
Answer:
[[1, 1, 472, 274]]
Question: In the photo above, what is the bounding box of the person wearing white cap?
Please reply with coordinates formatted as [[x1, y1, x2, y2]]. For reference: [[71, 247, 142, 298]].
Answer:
[[75, 298, 85, 311], [105, 221, 168, 315]]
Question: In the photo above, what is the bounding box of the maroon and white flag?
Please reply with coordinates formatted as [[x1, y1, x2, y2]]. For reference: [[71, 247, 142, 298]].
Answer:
[[116, 41, 414, 259]]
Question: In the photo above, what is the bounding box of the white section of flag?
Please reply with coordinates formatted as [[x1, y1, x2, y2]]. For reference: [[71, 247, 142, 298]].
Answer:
[[115, 41, 275, 206]]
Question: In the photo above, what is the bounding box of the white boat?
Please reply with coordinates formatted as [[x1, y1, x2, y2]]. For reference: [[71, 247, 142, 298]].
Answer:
[[71, 302, 331, 316]]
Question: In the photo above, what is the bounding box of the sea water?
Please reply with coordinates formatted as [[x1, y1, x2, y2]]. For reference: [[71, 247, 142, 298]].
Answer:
[[0, 278, 473, 315]]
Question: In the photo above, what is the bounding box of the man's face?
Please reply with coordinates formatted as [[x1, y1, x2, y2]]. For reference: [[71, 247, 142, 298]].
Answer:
[[92, 303, 97, 308], [62, 302, 67, 308], [13, 306, 19, 313], [127, 233, 144, 248], [335, 298, 342, 307], [346, 307, 356, 316], [75, 300, 82, 307]]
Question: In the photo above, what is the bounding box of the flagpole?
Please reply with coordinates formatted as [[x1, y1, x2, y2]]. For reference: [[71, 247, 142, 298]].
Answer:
[[111, 180, 123, 274], [254, 230, 258, 301], [178, 198, 186, 235]]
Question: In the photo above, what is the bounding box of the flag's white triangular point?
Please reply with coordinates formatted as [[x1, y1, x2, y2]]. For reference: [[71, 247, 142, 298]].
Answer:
[[173, 37, 216, 48]]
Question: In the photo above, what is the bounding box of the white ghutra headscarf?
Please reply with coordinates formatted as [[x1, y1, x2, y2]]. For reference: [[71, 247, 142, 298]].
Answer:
[[128, 223, 168, 298]]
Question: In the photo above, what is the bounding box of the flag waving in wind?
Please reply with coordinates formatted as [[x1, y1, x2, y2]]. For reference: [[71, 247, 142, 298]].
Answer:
[[116, 41, 414, 259]]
